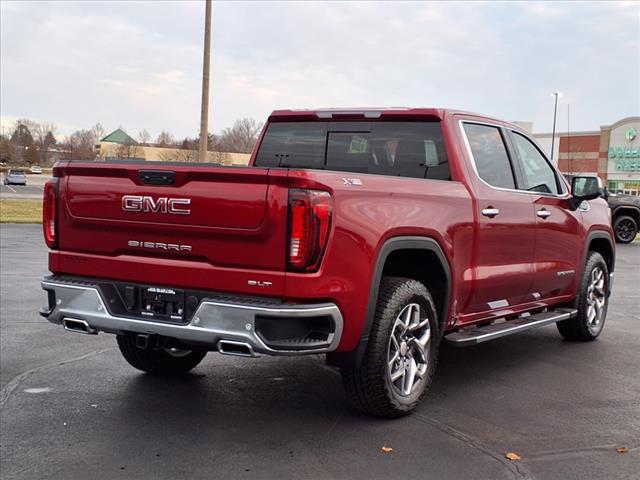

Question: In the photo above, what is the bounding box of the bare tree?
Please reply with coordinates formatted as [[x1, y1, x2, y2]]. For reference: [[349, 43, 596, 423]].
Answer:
[[158, 149, 176, 162], [11, 123, 34, 147], [0, 138, 18, 165], [25, 144, 39, 166], [218, 118, 262, 154], [156, 130, 174, 146], [62, 130, 97, 160], [32, 122, 56, 145], [159, 148, 196, 162], [157, 136, 200, 162], [14, 118, 38, 135], [567, 142, 583, 175], [114, 140, 142, 160], [32, 122, 57, 165], [138, 129, 151, 145], [91, 122, 106, 143], [208, 150, 231, 164]]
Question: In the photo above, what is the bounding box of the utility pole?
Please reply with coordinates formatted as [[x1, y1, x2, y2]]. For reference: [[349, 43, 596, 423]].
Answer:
[[550, 92, 561, 163], [198, 0, 212, 163], [567, 104, 572, 174]]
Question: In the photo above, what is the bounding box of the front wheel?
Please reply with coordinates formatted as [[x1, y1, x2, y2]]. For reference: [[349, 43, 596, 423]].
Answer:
[[116, 335, 207, 375], [341, 277, 440, 418], [613, 215, 637, 244], [557, 252, 610, 341]]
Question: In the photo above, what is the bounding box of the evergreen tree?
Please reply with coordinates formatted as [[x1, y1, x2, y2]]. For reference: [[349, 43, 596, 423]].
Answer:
[[11, 124, 34, 147]]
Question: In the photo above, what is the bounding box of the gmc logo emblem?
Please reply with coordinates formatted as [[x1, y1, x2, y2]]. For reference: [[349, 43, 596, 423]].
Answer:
[[122, 195, 191, 215]]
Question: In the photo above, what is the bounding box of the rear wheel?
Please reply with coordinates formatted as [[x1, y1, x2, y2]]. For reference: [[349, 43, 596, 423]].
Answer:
[[613, 215, 637, 244], [341, 277, 439, 418], [116, 334, 207, 375], [557, 252, 609, 341]]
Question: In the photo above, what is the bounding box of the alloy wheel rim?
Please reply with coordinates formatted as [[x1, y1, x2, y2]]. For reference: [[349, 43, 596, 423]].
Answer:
[[616, 219, 635, 241], [387, 303, 431, 397], [585, 267, 606, 334]]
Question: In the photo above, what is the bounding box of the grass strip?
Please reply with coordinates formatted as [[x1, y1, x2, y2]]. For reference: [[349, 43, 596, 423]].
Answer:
[[0, 199, 42, 223]]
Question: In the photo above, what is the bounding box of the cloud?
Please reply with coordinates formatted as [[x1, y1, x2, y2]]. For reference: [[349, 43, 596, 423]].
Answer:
[[1, 1, 638, 140]]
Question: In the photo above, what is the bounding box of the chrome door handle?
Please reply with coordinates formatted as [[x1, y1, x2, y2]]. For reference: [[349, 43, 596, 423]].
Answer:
[[537, 209, 551, 219], [481, 207, 500, 218]]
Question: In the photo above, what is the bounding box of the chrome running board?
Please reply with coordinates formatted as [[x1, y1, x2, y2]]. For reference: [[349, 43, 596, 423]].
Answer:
[[445, 308, 578, 347]]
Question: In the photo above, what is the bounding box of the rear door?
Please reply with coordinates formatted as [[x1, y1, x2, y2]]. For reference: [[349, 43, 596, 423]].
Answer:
[[507, 130, 582, 300], [458, 121, 537, 320]]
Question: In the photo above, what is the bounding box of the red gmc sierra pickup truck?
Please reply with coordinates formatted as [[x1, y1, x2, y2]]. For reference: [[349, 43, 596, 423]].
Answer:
[[41, 108, 615, 417]]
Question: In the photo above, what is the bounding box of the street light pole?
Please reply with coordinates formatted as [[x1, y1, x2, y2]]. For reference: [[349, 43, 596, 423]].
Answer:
[[567, 103, 572, 174], [550, 92, 561, 163], [198, 0, 212, 163]]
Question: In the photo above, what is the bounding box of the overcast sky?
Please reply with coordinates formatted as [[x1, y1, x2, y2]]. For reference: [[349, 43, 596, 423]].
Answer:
[[1, 1, 638, 140]]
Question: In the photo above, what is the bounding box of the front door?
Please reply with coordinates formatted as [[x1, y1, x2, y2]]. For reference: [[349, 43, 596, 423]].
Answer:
[[507, 130, 582, 300]]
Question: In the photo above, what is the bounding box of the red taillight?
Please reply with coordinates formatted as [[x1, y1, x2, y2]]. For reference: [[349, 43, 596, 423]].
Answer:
[[287, 189, 332, 272], [43, 179, 58, 249]]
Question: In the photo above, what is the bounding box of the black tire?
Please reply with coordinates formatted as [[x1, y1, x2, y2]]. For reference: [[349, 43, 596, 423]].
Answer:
[[557, 252, 609, 341], [613, 215, 638, 244], [116, 335, 207, 375], [341, 276, 440, 418]]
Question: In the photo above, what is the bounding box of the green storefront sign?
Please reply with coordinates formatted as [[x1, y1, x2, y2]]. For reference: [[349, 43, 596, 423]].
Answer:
[[613, 158, 640, 172], [609, 146, 639, 158], [608, 128, 639, 169]]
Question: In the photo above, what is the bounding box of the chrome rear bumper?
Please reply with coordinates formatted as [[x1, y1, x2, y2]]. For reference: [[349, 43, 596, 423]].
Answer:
[[41, 276, 343, 356]]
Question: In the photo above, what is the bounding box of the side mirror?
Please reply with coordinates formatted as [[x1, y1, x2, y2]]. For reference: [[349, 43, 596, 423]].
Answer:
[[569, 176, 602, 210]]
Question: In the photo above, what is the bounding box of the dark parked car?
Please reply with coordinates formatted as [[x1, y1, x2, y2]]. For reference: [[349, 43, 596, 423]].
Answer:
[[608, 194, 640, 243], [3, 170, 27, 186], [564, 174, 638, 243]]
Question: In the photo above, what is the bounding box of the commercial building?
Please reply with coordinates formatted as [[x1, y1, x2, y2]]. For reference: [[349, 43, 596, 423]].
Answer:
[[95, 129, 251, 165], [533, 116, 640, 196]]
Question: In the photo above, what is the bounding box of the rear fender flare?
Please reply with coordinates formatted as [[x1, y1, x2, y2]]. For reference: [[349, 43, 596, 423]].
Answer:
[[327, 236, 451, 368]]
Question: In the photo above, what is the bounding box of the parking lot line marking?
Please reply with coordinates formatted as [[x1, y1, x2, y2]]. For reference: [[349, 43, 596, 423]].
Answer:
[[6, 185, 16, 193]]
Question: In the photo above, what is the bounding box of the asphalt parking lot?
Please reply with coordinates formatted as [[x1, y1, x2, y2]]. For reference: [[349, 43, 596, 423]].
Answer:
[[1, 224, 638, 480], [1, 174, 50, 199]]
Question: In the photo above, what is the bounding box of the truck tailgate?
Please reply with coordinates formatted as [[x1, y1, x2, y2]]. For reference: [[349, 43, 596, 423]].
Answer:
[[53, 162, 288, 294]]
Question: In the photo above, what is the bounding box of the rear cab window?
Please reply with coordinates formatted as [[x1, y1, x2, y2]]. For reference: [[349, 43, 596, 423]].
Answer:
[[254, 121, 450, 180]]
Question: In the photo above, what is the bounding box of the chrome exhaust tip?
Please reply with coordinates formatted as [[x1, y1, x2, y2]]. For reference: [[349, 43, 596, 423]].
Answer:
[[62, 318, 98, 335], [217, 340, 257, 357]]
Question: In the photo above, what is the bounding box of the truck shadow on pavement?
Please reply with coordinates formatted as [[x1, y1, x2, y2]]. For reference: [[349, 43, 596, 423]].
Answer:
[[110, 325, 584, 423]]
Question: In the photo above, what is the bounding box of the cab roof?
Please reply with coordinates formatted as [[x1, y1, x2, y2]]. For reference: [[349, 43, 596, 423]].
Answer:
[[268, 107, 520, 130]]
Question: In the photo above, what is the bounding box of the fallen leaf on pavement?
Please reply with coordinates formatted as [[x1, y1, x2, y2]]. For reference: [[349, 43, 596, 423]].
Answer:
[[381, 446, 393, 453], [505, 452, 521, 461], [616, 447, 629, 454]]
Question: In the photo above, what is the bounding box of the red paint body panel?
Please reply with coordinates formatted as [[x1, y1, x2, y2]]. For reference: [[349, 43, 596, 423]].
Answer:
[[47, 108, 615, 353], [283, 170, 474, 350]]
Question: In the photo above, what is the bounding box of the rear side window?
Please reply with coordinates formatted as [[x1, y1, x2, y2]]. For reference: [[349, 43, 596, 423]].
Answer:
[[255, 121, 450, 180], [463, 123, 515, 189]]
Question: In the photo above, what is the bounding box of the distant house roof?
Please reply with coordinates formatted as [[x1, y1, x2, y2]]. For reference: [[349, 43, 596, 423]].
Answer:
[[100, 129, 137, 145]]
